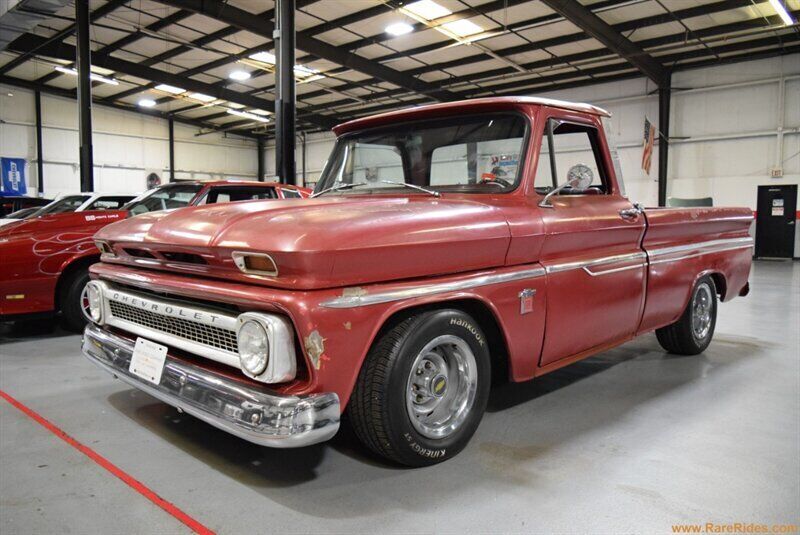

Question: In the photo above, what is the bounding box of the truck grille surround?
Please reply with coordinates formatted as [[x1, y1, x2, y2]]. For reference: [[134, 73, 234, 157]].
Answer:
[[107, 300, 238, 354]]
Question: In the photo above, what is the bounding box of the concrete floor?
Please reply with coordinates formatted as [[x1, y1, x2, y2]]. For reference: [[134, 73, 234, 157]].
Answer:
[[1, 261, 798, 534]]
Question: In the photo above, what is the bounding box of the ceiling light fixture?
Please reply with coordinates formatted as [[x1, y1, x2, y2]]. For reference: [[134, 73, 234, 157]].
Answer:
[[249, 51, 276, 64], [403, 0, 451, 20], [137, 98, 157, 108], [154, 84, 186, 94], [189, 92, 216, 103], [249, 109, 270, 116], [768, 0, 795, 25], [229, 70, 251, 81], [385, 22, 414, 36], [227, 109, 270, 123], [441, 19, 483, 37], [54, 66, 120, 85]]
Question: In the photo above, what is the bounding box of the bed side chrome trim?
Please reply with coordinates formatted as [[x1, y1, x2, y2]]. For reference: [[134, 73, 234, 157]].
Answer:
[[648, 237, 754, 265], [545, 252, 646, 275], [319, 266, 546, 309]]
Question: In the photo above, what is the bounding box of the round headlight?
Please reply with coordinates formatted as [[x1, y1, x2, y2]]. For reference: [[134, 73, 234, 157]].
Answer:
[[238, 320, 269, 376], [86, 283, 102, 323]]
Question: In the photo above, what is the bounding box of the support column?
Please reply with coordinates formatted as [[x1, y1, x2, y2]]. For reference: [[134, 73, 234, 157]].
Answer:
[[274, 0, 296, 185], [257, 137, 265, 181], [34, 90, 44, 195], [301, 132, 307, 186], [168, 118, 175, 182], [658, 73, 671, 207], [75, 0, 93, 192]]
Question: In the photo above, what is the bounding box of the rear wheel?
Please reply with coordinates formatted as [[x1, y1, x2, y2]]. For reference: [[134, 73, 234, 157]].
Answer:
[[348, 309, 491, 467], [656, 275, 717, 355], [59, 268, 91, 332]]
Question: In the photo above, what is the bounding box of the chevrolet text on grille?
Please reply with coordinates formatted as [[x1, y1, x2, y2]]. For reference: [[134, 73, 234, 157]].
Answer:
[[111, 292, 223, 324]]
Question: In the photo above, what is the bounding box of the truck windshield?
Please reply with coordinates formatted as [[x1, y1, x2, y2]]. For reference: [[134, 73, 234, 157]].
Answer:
[[125, 184, 203, 215], [315, 114, 527, 196]]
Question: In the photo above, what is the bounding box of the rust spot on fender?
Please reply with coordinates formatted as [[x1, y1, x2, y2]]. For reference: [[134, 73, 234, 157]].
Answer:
[[342, 287, 367, 298], [343, 321, 352, 330], [304, 330, 326, 369]]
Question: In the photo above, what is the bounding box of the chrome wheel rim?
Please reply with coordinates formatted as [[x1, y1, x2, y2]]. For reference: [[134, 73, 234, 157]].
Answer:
[[405, 335, 478, 440], [692, 283, 713, 340], [80, 284, 92, 322]]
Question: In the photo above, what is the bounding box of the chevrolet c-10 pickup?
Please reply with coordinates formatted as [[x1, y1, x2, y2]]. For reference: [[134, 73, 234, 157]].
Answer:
[[81, 97, 753, 466]]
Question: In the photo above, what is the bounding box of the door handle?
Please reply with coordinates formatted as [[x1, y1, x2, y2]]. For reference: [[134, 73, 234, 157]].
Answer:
[[619, 203, 644, 220]]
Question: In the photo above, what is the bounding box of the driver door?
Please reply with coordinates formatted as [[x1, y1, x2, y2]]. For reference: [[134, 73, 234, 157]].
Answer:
[[535, 112, 646, 368]]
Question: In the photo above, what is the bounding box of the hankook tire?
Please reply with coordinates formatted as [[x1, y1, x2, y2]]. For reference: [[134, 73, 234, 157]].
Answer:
[[348, 309, 491, 467]]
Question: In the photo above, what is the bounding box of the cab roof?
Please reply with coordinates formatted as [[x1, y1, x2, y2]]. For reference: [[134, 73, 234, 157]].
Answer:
[[333, 96, 611, 136]]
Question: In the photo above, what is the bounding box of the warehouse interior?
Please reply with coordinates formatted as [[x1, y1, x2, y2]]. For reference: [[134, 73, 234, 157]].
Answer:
[[1, 0, 798, 533]]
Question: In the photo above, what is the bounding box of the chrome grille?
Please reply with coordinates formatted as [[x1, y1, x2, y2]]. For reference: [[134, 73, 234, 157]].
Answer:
[[108, 300, 238, 353]]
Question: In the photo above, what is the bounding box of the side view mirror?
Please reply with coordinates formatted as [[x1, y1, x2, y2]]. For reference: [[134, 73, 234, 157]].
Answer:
[[539, 164, 594, 208]]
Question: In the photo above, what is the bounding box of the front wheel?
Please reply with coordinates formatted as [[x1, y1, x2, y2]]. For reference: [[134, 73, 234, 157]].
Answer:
[[656, 275, 717, 355], [348, 309, 491, 467], [59, 268, 91, 332]]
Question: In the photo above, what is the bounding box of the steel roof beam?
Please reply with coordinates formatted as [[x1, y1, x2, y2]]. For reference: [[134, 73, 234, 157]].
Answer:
[[0, 74, 260, 138], [152, 0, 458, 101], [539, 0, 668, 85], [6, 33, 338, 129], [0, 0, 129, 76]]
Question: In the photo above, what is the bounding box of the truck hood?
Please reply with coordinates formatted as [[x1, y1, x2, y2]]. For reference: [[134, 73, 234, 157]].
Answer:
[[96, 196, 512, 289]]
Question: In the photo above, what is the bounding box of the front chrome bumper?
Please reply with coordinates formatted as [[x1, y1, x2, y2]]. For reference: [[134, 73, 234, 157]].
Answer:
[[82, 323, 340, 448]]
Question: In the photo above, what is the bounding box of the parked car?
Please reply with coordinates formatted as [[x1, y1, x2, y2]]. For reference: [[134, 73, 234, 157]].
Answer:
[[0, 195, 51, 218], [0, 181, 309, 331], [3, 206, 40, 220], [0, 193, 134, 228], [82, 97, 753, 466]]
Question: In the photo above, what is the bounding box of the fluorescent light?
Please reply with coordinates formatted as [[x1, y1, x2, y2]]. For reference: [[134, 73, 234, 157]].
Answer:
[[441, 19, 483, 37], [404, 0, 451, 20], [229, 70, 251, 81], [227, 109, 269, 123], [768, 0, 795, 25], [248, 52, 323, 80], [293, 64, 319, 78], [189, 92, 216, 103], [385, 22, 414, 36], [138, 98, 156, 108], [249, 109, 270, 116], [227, 102, 246, 109], [249, 51, 276, 64], [54, 66, 120, 85], [155, 84, 186, 95]]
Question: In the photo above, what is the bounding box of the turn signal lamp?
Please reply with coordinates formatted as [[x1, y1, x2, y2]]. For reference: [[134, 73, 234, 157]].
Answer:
[[232, 252, 278, 276]]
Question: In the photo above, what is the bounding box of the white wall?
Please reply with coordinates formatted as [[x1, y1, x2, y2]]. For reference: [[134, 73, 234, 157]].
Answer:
[[0, 86, 260, 198]]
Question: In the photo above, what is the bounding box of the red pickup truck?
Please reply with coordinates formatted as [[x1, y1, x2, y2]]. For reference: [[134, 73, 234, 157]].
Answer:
[[81, 97, 753, 466], [0, 181, 310, 330]]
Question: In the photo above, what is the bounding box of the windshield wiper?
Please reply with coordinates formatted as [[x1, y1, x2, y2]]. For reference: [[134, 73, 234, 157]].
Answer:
[[310, 182, 371, 198], [380, 180, 440, 197]]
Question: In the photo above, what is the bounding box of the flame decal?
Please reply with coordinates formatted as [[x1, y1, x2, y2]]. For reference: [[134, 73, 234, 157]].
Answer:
[[31, 232, 96, 275]]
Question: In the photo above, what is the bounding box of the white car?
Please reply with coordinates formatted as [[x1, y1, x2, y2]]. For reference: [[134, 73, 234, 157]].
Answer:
[[0, 193, 135, 227]]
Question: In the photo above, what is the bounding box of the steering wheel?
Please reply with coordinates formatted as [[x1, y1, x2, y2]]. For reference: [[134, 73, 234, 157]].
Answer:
[[478, 177, 512, 188]]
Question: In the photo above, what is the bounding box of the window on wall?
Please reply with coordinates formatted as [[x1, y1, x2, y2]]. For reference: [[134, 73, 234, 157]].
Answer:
[[534, 120, 609, 194]]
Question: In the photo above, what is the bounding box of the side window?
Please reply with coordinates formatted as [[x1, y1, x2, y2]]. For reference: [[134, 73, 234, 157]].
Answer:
[[534, 119, 609, 194], [282, 189, 302, 199]]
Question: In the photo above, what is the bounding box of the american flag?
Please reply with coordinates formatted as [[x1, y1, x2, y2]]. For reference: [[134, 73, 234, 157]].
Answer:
[[642, 117, 656, 175]]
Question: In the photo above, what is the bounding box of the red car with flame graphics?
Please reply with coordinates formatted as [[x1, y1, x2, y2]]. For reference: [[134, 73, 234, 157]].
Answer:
[[0, 181, 309, 330]]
